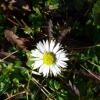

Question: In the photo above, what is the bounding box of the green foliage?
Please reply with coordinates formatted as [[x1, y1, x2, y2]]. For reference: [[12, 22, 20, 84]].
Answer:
[[92, 0, 100, 27], [0, 0, 100, 99], [45, 0, 59, 9], [0, 11, 5, 22], [47, 79, 69, 100]]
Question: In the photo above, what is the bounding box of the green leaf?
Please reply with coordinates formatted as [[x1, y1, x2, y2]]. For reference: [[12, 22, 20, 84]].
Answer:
[[24, 26, 33, 34], [49, 80, 55, 90], [54, 80, 60, 90], [92, 0, 100, 26], [13, 78, 19, 85], [57, 96, 64, 100], [48, 80, 61, 91], [45, 0, 59, 9], [26, 51, 34, 67]]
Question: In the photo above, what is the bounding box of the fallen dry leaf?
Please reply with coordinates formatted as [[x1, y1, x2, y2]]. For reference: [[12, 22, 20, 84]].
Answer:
[[4, 29, 29, 51]]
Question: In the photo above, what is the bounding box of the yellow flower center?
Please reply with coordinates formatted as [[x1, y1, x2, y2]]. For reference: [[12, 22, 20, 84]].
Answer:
[[43, 52, 56, 65]]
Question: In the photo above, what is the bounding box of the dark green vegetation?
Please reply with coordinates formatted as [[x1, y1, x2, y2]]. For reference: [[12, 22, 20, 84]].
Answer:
[[0, 0, 100, 100]]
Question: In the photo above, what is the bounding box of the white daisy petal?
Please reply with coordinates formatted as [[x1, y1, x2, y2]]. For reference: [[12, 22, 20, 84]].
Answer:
[[31, 50, 43, 59], [37, 41, 45, 53], [54, 65, 61, 73], [45, 40, 49, 51], [50, 40, 55, 51], [33, 60, 43, 69], [39, 64, 45, 73], [57, 61, 67, 68], [50, 65, 61, 76], [42, 66, 49, 77], [31, 50, 37, 57], [60, 52, 66, 58], [53, 43, 61, 53], [59, 57, 69, 61], [43, 40, 46, 46], [50, 65, 57, 76], [56, 50, 64, 55], [56, 52, 68, 61]]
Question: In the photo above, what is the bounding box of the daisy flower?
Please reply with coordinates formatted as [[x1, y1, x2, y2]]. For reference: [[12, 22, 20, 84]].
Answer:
[[31, 40, 69, 77]]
